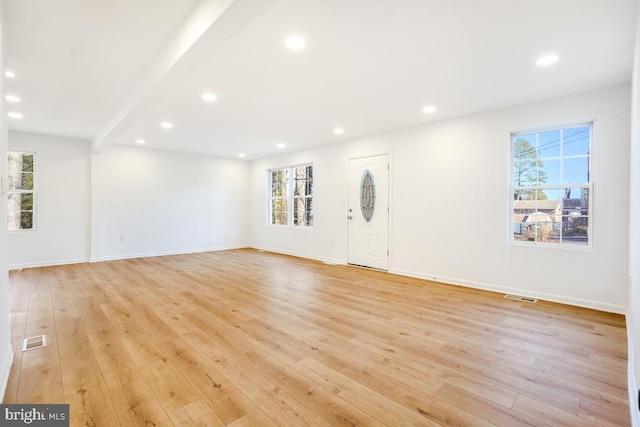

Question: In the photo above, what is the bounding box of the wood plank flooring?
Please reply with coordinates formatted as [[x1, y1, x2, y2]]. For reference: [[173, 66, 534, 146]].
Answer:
[[3, 248, 630, 426]]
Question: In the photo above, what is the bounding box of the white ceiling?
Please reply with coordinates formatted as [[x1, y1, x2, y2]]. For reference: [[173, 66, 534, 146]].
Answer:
[[5, 0, 638, 159]]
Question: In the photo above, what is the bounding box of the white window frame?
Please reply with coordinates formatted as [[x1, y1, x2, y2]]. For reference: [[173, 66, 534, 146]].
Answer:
[[509, 122, 593, 249], [7, 150, 37, 231], [268, 163, 313, 227]]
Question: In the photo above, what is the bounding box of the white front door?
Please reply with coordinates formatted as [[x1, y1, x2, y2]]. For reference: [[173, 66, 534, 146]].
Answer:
[[348, 154, 389, 270]]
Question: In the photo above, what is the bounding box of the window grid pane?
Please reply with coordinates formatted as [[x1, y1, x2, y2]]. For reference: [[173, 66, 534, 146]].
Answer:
[[293, 196, 313, 226], [511, 124, 591, 246], [269, 164, 313, 227], [7, 152, 36, 231]]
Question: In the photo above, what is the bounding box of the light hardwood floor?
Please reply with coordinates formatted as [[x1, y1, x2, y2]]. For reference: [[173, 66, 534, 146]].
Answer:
[[3, 249, 629, 426]]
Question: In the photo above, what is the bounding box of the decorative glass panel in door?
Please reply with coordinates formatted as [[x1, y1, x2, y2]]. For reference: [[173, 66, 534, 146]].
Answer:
[[360, 170, 376, 223]]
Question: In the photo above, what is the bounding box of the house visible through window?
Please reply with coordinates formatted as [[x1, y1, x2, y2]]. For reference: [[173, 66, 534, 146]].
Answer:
[[511, 123, 591, 246], [8, 151, 36, 231], [269, 164, 313, 226]]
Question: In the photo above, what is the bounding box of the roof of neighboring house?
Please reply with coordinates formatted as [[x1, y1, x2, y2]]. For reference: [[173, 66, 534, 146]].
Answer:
[[514, 213, 557, 224], [513, 200, 562, 211]]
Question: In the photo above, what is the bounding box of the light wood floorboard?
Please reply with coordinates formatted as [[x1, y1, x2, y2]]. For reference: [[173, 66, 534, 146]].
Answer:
[[3, 249, 629, 426]]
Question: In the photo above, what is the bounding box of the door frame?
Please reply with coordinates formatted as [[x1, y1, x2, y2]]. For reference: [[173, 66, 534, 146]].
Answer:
[[346, 153, 391, 270]]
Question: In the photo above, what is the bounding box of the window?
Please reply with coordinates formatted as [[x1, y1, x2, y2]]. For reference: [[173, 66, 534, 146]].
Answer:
[[511, 123, 591, 246], [7, 151, 36, 231], [269, 164, 313, 226]]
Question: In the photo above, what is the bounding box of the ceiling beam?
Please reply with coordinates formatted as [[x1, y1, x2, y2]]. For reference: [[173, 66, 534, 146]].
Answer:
[[92, 0, 276, 152]]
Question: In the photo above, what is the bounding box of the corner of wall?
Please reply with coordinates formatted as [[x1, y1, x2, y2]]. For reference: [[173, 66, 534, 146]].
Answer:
[[0, 0, 13, 406], [0, 346, 13, 402]]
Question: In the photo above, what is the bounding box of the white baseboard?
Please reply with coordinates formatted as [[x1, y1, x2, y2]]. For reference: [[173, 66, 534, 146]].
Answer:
[[247, 248, 626, 314], [11, 246, 626, 314], [9, 245, 251, 269], [0, 346, 14, 402], [9, 257, 90, 270], [89, 244, 248, 263], [389, 268, 626, 314], [248, 245, 345, 267]]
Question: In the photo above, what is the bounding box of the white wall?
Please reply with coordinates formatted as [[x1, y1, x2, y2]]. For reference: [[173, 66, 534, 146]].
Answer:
[[0, 1, 13, 400], [8, 132, 92, 268], [91, 144, 249, 260], [627, 6, 640, 425], [250, 84, 630, 313]]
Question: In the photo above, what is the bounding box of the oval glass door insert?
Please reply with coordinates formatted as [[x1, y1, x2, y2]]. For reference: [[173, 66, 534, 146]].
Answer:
[[360, 170, 376, 223]]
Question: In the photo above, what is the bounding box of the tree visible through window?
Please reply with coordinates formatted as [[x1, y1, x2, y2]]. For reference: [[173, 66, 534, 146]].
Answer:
[[8, 151, 36, 231], [511, 123, 591, 246], [270, 168, 288, 225], [269, 164, 313, 226]]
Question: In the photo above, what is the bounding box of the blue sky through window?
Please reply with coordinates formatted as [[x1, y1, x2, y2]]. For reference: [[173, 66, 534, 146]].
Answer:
[[513, 125, 590, 188]]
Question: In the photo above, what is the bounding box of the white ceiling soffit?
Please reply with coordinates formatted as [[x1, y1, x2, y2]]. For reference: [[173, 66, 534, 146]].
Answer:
[[93, 0, 277, 152], [4, 0, 638, 159], [5, 0, 202, 139]]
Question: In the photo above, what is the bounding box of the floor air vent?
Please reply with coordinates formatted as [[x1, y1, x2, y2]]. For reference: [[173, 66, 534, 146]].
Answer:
[[22, 335, 47, 351], [504, 294, 538, 303]]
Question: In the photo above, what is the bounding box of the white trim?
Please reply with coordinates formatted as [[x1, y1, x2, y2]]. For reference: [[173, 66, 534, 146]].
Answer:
[[9, 257, 90, 270], [509, 240, 594, 252], [629, 315, 640, 427], [511, 119, 597, 137], [0, 347, 14, 402], [9, 245, 251, 268], [249, 245, 344, 267], [390, 267, 626, 314], [10, 245, 625, 314], [89, 244, 247, 263], [245, 246, 625, 314]]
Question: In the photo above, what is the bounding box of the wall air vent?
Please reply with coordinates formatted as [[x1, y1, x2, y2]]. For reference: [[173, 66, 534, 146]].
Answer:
[[22, 335, 47, 351], [504, 294, 538, 303]]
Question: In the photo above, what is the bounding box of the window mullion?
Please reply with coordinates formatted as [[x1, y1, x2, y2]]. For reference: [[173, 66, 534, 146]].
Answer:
[[510, 123, 591, 247], [288, 167, 293, 226]]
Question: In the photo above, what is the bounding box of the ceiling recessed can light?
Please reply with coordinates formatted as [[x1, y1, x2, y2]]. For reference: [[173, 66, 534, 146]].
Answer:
[[5, 94, 21, 103], [333, 127, 344, 135], [202, 92, 217, 102], [238, 153, 246, 158], [285, 35, 306, 51], [422, 105, 436, 114], [7, 112, 23, 119], [161, 121, 173, 129], [5, 70, 15, 78], [536, 54, 559, 67], [276, 143, 286, 149], [135, 139, 146, 144]]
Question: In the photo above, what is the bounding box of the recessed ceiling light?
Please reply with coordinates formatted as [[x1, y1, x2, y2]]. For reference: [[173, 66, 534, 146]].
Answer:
[[276, 143, 286, 149], [161, 121, 173, 129], [7, 112, 23, 119], [135, 139, 146, 144], [422, 105, 436, 114], [333, 127, 344, 135], [5, 70, 16, 78], [5, 94, 21, 103], [238, 153, 246, 158], [202, 92, 217, 102], [536, 54, 559, 67], [285, 35, 306, 51]]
